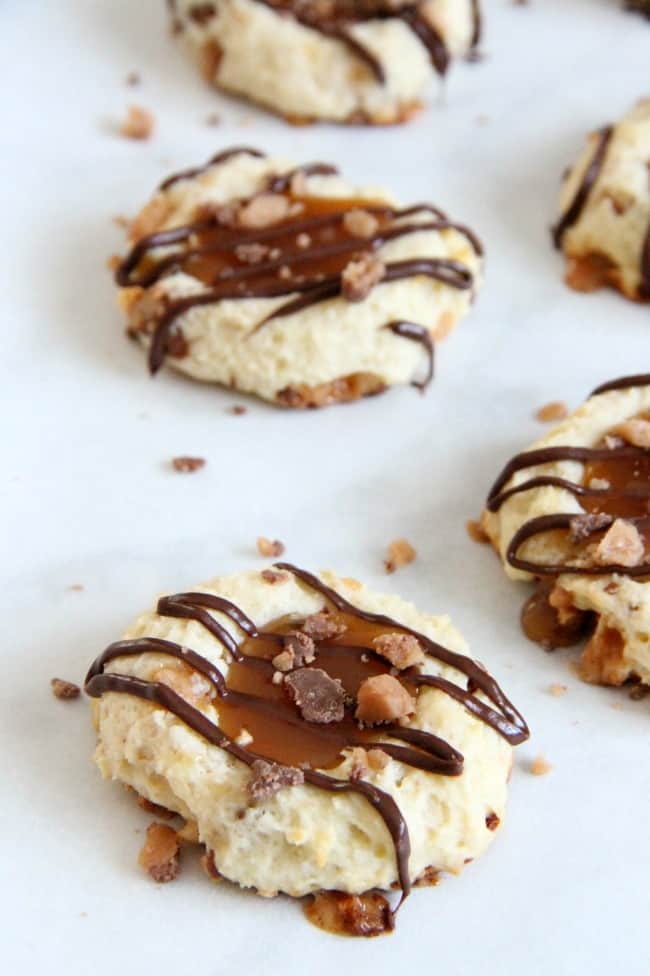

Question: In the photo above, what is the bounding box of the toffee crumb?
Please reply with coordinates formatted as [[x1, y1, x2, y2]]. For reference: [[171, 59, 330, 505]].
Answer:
[[51, 678, 80, 700], [530, 755, 553, 776], [384, 538, 416, 573], [535, 400, 569, 423], [466, 519, 490, 544], [119, 105, 155, 140], [256, 537, 285, 557], [171, 456, 205, 473], [138, 823, 180, 883]]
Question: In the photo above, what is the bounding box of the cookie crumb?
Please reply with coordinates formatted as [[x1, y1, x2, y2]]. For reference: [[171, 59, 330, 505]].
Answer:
[[125, 71, 141, 86], [171, 456, 205, 473], [205, 112, 221, 126], [629, 684, 650, 701], [138, 823, 180, 882], [535, 401, 568, 423], [384, 538, 416, 573], [283, 630, 317, 666], [256, 536, 285, 557], [51, 677, 80, 700], [529, 755, 553, 776], [247, 759, 304, 801], [549, 683, 568, 697], [367, 748, 390, 771], [356, 674, 415, 724], [466, 519, 489, 544], [112, 214, 130, 229], [67, 583, 84, 592], [271, 649, 295, 673], [119, 105, 155, 140], [230, 404, 247, 415]]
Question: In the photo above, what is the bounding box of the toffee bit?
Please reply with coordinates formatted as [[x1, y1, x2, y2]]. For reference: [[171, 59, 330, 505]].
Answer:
[[119, 105, 155, 140], [384, 538, 417, 573], [138, 823, 180, 882], [51, 677, 80, 700], [529, 755, 553, 776], [261, 568, 288, 584], [341, 252, 385, 302], [256, 536, 285, 557], [301, 611, 347, 641], [356, 674, 415, 724], [535, 400, 569, 423], [342, 208, 379, 239], [284, 668, 346, 724], [569, 512, 612, 543], [171, 456, 206, 473], [549, 683, 568, 697], [238, 193, 290, 229], [305, 890, 393, 938], [283, 630, 317, 666], [372, 633, 424, 670], [466, 519, 490, 544], [247, 759, 304, 801], [235, 242, 270, 264], [594, 518, 644, 567], [136, 795, 176, 819]]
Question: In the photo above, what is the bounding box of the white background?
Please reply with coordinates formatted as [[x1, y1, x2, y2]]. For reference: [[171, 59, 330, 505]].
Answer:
[[2, 1, 649, 973]]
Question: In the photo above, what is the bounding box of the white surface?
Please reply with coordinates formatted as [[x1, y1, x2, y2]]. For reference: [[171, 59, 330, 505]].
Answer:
[[2, 1, 649, 973]]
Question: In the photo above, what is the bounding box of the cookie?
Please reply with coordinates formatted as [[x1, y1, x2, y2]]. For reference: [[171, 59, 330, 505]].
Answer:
[[169, 1, 482, 125], [552, 97, 650, 301], [624, 1, 650, 18], [115, 147, 483, 408], [482, 374, 650, 687], [86, 563, 528, 935]]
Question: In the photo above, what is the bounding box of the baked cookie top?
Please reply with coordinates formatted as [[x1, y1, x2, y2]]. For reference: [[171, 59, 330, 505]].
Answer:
[[482, 374, 650, 687], [115, 147, 483, 407], [169, 0, 482, 124], [552, 97, 650, 301], [86, 563, 527, 936]]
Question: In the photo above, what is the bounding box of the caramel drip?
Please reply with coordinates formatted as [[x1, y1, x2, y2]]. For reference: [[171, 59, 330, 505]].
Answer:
[[116, 153, 481, 382], [552, 126, 613, 248], [486, 377, 650, 576], [85, 564, 528, 908]]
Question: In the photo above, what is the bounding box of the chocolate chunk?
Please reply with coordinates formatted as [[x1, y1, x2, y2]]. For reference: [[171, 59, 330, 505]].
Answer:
[[301, 611, 347, 641], [569, 512, 613, 543], [284, 668, 346, 723], [283, 630, 317, 666], [247, 759, 304, 801]]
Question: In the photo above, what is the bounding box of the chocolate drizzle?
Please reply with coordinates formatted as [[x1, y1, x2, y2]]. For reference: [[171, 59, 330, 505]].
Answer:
[[85, 563, 528, 912], [117, 148, 482, 388], [486, 375, 650, 577], [552, 126, 613, 248], [386, 321, 434, 390], [640, 221, 650, 299], [251, 1, 481, 79]]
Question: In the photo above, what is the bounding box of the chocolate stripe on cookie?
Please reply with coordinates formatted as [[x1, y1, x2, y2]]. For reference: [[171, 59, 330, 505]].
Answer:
[[117, 156, 481, 382], [552, 126, 613, 248], [86, 564, 528, 909], [486, 375, 650, 577]]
